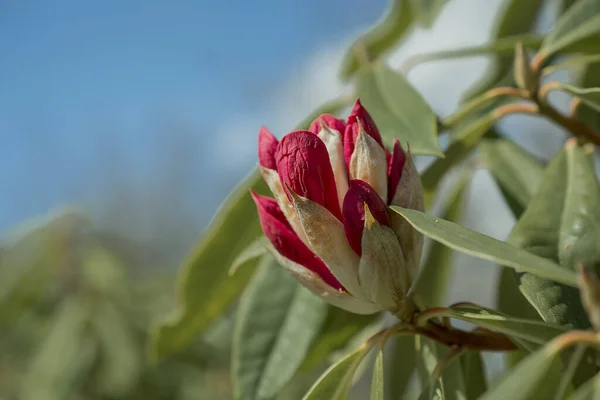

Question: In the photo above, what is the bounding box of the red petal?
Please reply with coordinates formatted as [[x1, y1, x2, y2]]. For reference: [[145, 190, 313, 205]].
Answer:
[[309, 114, 346, 136], [251, 191, 344, 290], [344, 98, 384, 165], [275, 130, 342, 220], [258, 126, 279, 170], [342, 180, 390, 256], [387, 139, 407, 204]]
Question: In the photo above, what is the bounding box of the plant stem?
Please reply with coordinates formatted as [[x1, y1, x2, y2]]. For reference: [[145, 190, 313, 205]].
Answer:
[[443, 87, 530, 128], [553, 343, 587, 400]]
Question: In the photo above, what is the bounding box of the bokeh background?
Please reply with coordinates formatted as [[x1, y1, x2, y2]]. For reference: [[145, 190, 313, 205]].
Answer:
[[0, 1, 574, 399]]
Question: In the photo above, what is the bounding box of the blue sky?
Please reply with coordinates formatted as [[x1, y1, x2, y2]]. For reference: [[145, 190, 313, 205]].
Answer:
[[0, 0, 385, 233]]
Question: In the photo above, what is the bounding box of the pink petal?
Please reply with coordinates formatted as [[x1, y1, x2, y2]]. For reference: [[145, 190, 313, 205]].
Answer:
[[344, 98, 385, 165], [251, 191, 344, 290], [275, 130, 342, 220], [258, 126, 279, 170], [387, 139, 407, 204], [342, 180, 390, 256], [309, 114, 346, 136]]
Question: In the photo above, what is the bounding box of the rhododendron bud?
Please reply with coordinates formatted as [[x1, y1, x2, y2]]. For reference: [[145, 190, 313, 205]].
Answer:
[[252, 98, 424, 315]]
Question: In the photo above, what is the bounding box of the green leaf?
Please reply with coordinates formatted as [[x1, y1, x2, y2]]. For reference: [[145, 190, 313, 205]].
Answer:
[[460, 351, 487, 399], [356, 61, 442, 157], [479, 138, 545, 212], [301, 308, 381, 371], [22, 298, 95, 400], [387, 335, 417, 399], [415, 336, 465, 400], [421, 114, 494, 208], [539, 0, 600, 61], [229, 237, 268, 275], [480, 342, 562, 400], [568, 372, 600, 400], [370, 347, 384, 400], [389, 207, 578, 287], [150, 170, 268, 363], [445, 305, 568, 345], [559, 142, 600, 269], [408, 0, 447, 27], [508, 144, 594, 329], [462, 0, 544, 99], [302, 341, 375, 400], [340, 0, 413, 81], [417, 173, 469, 307], [233, 257, 328, 400]]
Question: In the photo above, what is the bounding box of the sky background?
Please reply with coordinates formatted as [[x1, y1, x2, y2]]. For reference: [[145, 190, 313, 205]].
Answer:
[[0, 0, 570, 292]]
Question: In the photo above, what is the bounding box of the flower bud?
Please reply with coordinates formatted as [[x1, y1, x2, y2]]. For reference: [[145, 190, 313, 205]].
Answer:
[[252, 98, 424, 315]]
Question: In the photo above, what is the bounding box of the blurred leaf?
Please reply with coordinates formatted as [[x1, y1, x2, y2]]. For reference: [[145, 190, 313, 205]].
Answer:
[[460, 351, 487, 399], [568, 372, 600, 399], [422, 114, 494, 208], [302, 340, 375, 400], [229, 237, 268, 275], [357, 61, 442, 156], [389, 207, 578, 286], [417, 173, 469, 307], [480, 341, 562, 400], [508, 146, 592, 329], [575, 56, 600, 130], [415, 336, 465, 400], [92, 302, 141, 397], [539, 0, 600, 62], [445, 305, 568, 345], [387, 335, 417, 399], [462, 0, 544, 100], [150, 170, 269, 363], [21, 298, 95, 400], [479, 138, 545, 211], [301, 308, 380, 370], [370, 347, 385, 400], [340, 0, 413, 81], [233, 256, 328, 400], [407, 0, 447, 27]]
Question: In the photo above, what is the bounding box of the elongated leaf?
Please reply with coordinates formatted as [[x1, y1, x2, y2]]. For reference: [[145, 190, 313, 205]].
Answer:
[[302, 341, 375, 400], [389, 207, 578, 287], [416, 336, 465, 400], [559, 142, 600, 269], [539, 0, 600, 61], [460, 351, 487, 399], [422, 114, 494, 207], [479, 138, 545, 211], [301, 309, 380, 371], [462, 0, 544, 99], [417, 173, 469, 307], [150, 170, 268, 362], [446, 306, 568, 345], [509, 145, 593, 329], [357, 62, 442, 156], [370, 347, 384, 400], [480, 342, 562, 400], [340, 0, 413, 81], [22, 298, 95, 400], [233, 257, 328, 400], [387, 335, 417, 399], [230, 237, 268, 275]]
